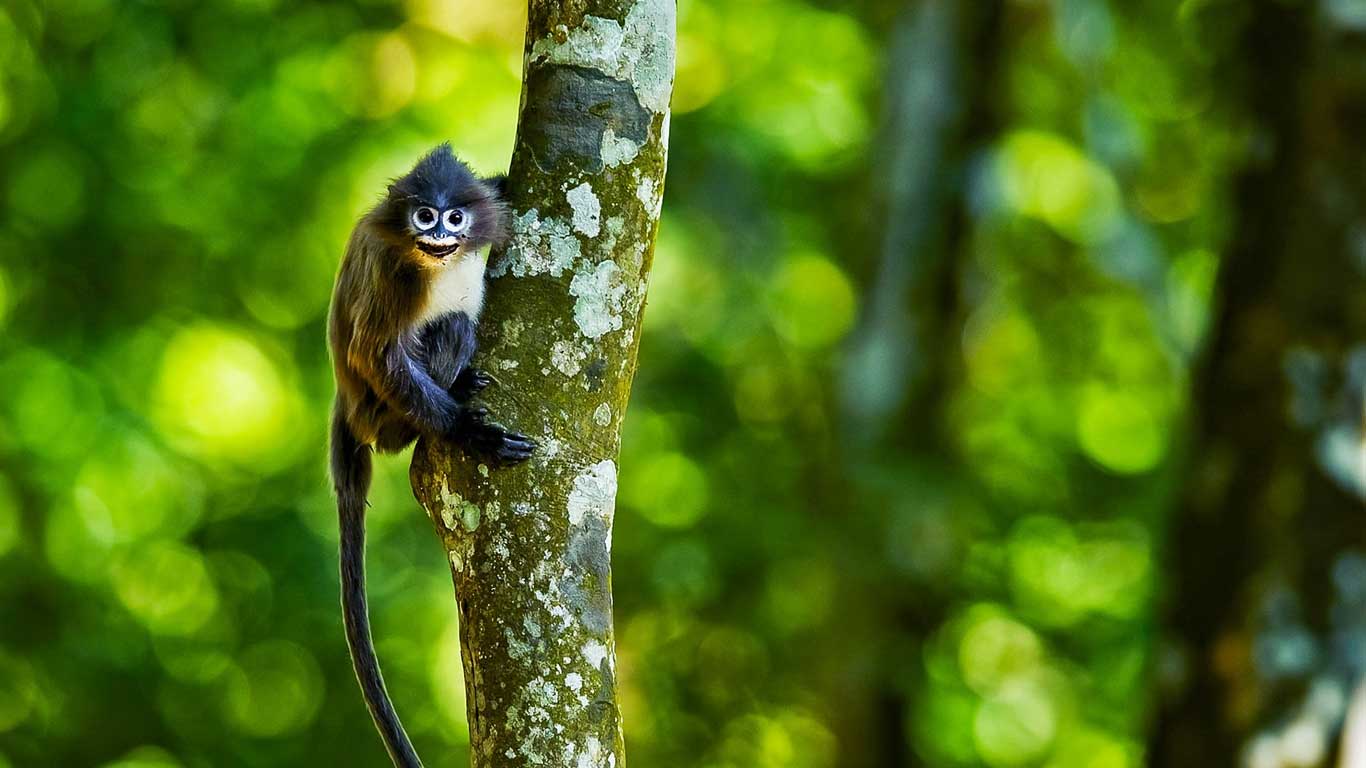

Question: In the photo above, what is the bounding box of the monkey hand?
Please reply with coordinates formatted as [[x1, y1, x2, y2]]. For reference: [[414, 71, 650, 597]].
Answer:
[[452, 406, 535, 465], [450, 368, 496, 401]]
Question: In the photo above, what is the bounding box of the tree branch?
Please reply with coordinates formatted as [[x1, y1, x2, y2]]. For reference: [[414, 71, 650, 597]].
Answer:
[[409, 1, 674, 766]]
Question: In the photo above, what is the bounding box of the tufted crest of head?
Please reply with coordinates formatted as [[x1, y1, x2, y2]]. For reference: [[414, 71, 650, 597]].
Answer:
[[388, 143, 483, 209]]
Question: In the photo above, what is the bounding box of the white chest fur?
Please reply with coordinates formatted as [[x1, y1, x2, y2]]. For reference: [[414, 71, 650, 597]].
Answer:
[[416, 249, 487, 327]]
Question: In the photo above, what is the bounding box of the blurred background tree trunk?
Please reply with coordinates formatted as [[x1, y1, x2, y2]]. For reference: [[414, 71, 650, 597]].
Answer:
[[833, 1, 1003, 764], [1152, 2, 1366, 765], [409, 1, 674, 766]]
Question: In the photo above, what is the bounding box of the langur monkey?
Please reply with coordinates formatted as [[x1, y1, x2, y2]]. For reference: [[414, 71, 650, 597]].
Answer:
[[328, 144, 533, 767]]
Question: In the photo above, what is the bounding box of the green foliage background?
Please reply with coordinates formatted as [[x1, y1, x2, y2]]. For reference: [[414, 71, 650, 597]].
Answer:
[[0, 0, 1256, 765]]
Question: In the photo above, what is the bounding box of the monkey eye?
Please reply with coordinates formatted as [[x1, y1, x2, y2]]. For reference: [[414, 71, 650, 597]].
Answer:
[[442, 208, 470, 233], [411, 206, 439, 231]]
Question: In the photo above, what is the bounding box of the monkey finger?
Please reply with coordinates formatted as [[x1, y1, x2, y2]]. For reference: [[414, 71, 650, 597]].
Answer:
[[451, 369, 496, 399], [495, 442, 535, 463]]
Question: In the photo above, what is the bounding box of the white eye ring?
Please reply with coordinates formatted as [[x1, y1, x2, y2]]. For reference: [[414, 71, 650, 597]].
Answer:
[[442, 208, 470, 233], [412, 206, 439, 231]]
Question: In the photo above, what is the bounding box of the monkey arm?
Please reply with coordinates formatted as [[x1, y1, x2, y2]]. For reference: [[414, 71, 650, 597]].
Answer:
[[419, 316, 492, 402], [348, 334, 529, 462], [352, 335, 467, 435], [417, 315, 478, 390]]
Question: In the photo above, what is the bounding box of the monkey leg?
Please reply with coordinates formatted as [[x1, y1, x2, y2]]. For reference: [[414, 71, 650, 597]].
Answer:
[[374, 416, 419, 454]]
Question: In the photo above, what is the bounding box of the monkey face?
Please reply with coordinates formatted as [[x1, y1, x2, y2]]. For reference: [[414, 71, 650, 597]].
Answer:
[[383, 143, 511, 264], [409, 205, 472, 259]]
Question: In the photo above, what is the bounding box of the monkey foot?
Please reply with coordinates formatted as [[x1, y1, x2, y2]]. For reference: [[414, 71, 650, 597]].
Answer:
[[455, 407, 535, 465]]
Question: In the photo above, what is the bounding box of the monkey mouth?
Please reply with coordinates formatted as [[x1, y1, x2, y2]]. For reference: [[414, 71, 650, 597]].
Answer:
[[416, 236, 461, 259], [418, 243, 459, 258]]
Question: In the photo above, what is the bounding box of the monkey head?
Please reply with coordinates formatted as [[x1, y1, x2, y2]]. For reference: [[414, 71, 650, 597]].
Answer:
[[380, 143, 508, 262]]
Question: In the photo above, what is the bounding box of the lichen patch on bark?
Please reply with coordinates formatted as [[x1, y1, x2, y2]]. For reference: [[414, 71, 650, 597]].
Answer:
[[551, 340, 585, 377], [569, 262, 627, 339], [600, 128, 641, 167], [567, 182, 602, 237], [493, 209, 581, 279], [567, 461, 617, 526]]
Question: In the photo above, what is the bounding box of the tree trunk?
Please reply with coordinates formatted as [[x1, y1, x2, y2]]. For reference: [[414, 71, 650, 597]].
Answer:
[[409, 2, 674, 765], [1152, 3, 1366, 765]]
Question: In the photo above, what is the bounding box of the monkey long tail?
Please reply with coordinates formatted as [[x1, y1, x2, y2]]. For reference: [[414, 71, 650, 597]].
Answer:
[[332, 404, 423, 768]]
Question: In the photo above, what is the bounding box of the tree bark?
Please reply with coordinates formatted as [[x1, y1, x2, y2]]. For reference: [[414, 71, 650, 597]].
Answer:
[[1152, 3, 1366, 765], [409, 2, 674, 766]]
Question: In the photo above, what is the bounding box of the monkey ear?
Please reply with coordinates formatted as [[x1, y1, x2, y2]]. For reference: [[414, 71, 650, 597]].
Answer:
[[484, 174, 509, 199]]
